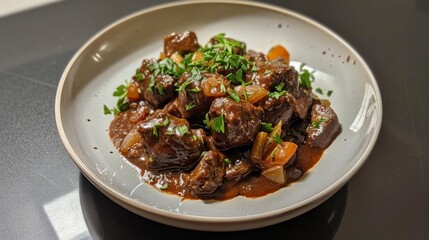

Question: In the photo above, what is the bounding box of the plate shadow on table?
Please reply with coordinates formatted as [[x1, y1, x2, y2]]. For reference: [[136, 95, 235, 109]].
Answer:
[[79, 173, 348, 240]]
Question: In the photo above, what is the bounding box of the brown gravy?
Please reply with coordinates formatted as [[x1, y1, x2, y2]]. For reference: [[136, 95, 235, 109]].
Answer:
[[109, 109, 324, 200]]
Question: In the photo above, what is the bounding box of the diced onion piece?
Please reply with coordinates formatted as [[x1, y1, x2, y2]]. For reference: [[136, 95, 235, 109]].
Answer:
[[262, 165, 286, 184], [319, 99, 331, 107], [267, 45, 290, 64], [191, 51, 204, 62], [170, 52, 183, 64], [127, 82, 140, 102], [159, 52, 166, 60], [234, 85, 268, 104], [201, 77, 228, 97], [120, 129, 141, 154], [250, 131, 269, 163]]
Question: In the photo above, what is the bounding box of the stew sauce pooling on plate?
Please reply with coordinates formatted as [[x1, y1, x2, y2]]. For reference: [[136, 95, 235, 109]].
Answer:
[[106, 31, 341, 200]]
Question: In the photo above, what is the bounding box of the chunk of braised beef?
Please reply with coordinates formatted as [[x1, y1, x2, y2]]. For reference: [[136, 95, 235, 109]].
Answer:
[[224, 149, 254, 181], [306, 104, 341, 149], [285, 165, 302, 180], [164, 31, 199, 57], [176, 72, 226, 120], [138, 73, 176, 109], [257, 94, 295, 126], [186, 150, 226, 196], [283, 117, 308, 144], [208, 36, 246, 55], [136, 109, 206, 171], [164, 98, 182, 118], [246, 49, 268, 63], [292, 87, 314, 120], [209, 97, 263, 149], [245, 61, 299, 96]]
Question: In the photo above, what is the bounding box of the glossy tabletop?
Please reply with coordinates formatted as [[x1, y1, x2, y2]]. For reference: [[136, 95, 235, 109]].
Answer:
[[1, 0, 428, 239]]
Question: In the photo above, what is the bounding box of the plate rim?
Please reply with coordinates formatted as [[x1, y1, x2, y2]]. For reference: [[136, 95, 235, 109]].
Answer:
[[55, 0, 383, 230]]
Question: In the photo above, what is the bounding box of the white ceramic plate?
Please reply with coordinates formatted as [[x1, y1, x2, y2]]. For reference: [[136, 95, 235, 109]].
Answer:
[[55, 1, 382, 231]]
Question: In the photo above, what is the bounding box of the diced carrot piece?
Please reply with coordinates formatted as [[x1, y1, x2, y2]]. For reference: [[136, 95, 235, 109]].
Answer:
[[267, 45, 290, 64], [170, 52, 183, 64]]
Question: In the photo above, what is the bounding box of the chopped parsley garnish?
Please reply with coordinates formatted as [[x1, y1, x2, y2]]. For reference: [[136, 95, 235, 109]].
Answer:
[[268, 90, 286, 100], [176, 67, 202, 92], [187, 33, 256, 86], [159, 183, 168, 190], [203, 113, 211, 129], [185, 102, 196, 111], [311, 117, 328, 129], [134, 72, 144, 81], [190, 87, 201, 92], [327, 90, 333, 97], [104, 81, 130, 115], [299, 63, 315, 89], [243, 90, 248, 101], [103, 105, 112, 115], [157, 84, 165, 96], [149, 58, 183, 79], [315, 88, 323, 95], [152, 117, 170, 137], [177, 79, 192, 92], [224, 158, 232, 165], [176, 125, 189, 136], [211, 114, 225, 134], [275, 82, 285, 92], [147, 76, 155, 93], [226, 88, 240, 102], [192, 135, 198, 141], [273, 132, 282, 145], [220, 83, 226, 93], [261, 122, 274, 132]]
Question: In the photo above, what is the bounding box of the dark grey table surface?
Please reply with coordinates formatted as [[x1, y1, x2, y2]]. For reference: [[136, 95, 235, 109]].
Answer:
[[1, 0, 428, 239]]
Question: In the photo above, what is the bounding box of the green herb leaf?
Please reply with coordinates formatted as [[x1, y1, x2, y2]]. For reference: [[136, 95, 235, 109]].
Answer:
[[157, 84, 165, 96], [315, 88, 323, 95], [273, 132, 282, 145], [298, 63, 315, 89], [190, 87, 201, 93], [220, 83, 226, 93], [275, 83, 285, 92], [159, 183, 168, 190], [153, 117, 169, 137], [327, 90, 333, 97], [134, 72, 144, 81], [177, 125, 189, 136], [147, 76, 155, 93], [177, 79, 191, 92], [152, 126, 158, 137], [162, 117, 170, 126], [226, 88, 240, 102], [211, 114, 225, 134], [103, 104, 112, 115], [224, 158, 232, 164], [203, 113, 211, 129], [261, 122, 274, 132], [268, 90, 286, 100], [243, 90, 248, 101], [185, 102, 196, 111]]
